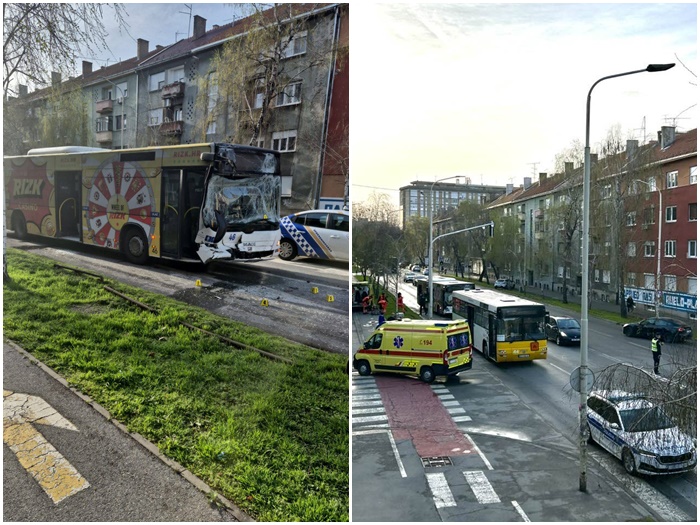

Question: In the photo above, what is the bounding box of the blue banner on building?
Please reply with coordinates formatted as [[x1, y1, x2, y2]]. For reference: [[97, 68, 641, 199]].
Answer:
[[624, 287, 697, 315]]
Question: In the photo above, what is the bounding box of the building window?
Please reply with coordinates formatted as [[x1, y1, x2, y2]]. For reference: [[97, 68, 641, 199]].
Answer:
[[664, 240, 676, 257], [644, 273, 655, 290], [206, 121, 217, 135], [665, 205, 677, 223], [643, 206, 655, 225], [602, 270, 611, 284], [689, 240, 697, 259], [594, 269, 599, 283], [626, 211, 636, 226], [644, 242, 655, 257], [666, 170, 678, 189], [256, 138, 264, 148], [688, 276, 697, 295], [115, 115, 127, 130], [664, 275, 677, 292], [95, 116, 112, 132], [115, 81, 128, 100], [691, 166, 697, 185], [647, 177, 657, 192], [602, 184, 612, 198], [627, 242, 636, 257], [689, 203, 697, 222], [627, 272, 636, 286], [276, 81, 302, 106], [284, 31, 307, 58], [149, 71, 165, 91], [168, 66, 185, 83], [148, 108, 162, 126], [272, 130, 297, 152]]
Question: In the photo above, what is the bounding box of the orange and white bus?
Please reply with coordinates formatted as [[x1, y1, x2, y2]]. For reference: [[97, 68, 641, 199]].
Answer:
[[4, 143, 281, 264], [452, 288, 548, 363]]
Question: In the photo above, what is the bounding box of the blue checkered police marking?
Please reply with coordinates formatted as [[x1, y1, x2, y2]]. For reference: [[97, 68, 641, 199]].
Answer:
[[280, 216, 330, 259]]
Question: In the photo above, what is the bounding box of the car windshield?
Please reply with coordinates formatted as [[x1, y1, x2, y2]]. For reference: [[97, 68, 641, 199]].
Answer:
[[619, 406, 675, 432], [557, 319, 580, 329]]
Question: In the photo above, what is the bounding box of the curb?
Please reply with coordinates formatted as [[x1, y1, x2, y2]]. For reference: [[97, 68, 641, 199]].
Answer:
[[4, 338, 254, 522]]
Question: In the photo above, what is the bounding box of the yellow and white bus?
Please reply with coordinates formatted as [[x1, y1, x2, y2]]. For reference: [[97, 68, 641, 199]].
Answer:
[[452, 288, 548, 363], [4, 143, 281, 264]]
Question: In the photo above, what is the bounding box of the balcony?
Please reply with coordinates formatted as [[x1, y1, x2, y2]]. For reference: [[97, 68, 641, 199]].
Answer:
[[517, 212, 525, 221], [159, 120, 183, 135], [96, 99, 113, 113], [96, 131, 113, 143], [535, 231, 546, 240], [161, 81, 185, 99], [534, 208, 544, 219]]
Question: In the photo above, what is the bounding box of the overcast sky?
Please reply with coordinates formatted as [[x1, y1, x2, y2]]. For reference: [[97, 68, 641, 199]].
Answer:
[[349, 2, 698, 204]]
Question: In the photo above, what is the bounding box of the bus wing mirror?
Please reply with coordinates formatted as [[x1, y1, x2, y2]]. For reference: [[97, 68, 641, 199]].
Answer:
[[201, 152, 215, 162]]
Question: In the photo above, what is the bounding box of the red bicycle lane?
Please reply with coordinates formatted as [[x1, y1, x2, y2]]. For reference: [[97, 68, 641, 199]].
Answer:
[[375, 375, 474, 458]]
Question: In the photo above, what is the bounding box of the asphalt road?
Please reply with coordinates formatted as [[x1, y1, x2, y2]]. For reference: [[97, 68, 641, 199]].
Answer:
[[352, 283, 697, 522], [6, 236, 350, 354]]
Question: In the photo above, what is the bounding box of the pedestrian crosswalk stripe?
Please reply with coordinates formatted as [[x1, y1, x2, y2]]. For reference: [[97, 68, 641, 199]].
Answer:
[[353, 399, 383, 407], [447, 407, 466, 414], [452, 415, 473, 422], [353, 393, 381, 401], [352, 407, 385, 415], [441, 400, 461, 407], [426, 472, 457, 508], [438, 393, 456, 400], [352, 415, 388, 424], [464, 471, 500, 504]]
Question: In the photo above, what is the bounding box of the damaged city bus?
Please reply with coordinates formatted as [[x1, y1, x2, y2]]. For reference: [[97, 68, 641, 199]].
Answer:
[[4, 143, 281, 264]]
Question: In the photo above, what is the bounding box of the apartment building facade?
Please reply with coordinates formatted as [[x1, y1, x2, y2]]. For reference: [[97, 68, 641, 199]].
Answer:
[[7, 4, 349, 214]]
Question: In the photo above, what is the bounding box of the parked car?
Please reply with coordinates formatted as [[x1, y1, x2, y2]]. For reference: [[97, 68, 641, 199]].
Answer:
[[404, 272, 417, 283], [494, 278, 514, 289], [586, 390, 697, 475], [411, 265, 421, 272], [422, 268, 430, 275], [279, 209, 349, 262], [545, 315, 581, 345], [622, 317, 693, 343]]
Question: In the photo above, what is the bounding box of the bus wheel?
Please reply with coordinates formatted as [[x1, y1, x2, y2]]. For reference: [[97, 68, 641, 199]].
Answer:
[[420, 366, 435, 383], [278, 239, 297, 261], [12, 213, 27, 240], [122, 228, 149, 265], [357, 360, 371, 376]]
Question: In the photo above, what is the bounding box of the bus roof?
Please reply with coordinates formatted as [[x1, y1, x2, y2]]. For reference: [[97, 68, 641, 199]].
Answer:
[[453, 288, 545, 312]]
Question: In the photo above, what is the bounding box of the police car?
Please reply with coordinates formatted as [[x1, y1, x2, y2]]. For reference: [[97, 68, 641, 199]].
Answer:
[[279, 209, 349, 262], [586, 390, 696, 475]]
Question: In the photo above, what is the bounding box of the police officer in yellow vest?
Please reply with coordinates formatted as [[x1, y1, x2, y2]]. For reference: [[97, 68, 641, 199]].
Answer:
[[651, 332, 663, 375]]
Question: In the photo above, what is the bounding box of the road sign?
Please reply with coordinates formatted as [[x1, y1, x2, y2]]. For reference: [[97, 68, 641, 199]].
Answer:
[[569, 367, 595, 393], [3, 390, 90, 504]]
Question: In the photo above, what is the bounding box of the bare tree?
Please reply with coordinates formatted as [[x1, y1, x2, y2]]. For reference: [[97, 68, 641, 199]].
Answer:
[[548, 176, 583, 303], [2, 3, 128, 98]]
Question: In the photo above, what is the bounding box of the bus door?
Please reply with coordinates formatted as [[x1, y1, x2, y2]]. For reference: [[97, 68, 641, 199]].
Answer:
[[487, 313, 498, 360], [55, 171, 82, 239], [161, 169, 205, 259]]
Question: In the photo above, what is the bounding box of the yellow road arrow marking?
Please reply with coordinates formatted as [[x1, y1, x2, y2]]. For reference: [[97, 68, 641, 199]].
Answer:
[[3, 390, 90, 504]]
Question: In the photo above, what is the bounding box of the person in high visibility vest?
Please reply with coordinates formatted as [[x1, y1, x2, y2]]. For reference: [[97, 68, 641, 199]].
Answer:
[[651, 332, 663, 375]]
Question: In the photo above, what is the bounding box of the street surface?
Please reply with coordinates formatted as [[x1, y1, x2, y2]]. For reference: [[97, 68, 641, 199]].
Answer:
[[6, 236, 349, 354], [352, 278, 697, 522], [3, 342, 235, 521]]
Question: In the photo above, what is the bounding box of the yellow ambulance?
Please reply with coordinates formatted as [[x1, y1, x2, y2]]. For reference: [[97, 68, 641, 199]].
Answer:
[[353, 319, 472, 383]]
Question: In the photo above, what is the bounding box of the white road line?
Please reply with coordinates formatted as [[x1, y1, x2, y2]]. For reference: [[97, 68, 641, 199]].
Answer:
[[352, 428, 407, 478], [464, 433, 493, 470], [352, 384, 378, 391], [352, 399, 384, 407], [352, 407, 385, 415], [352, 393, 381, 401], [447, 407, 466, 415], [438, 394, 456, 400], [512, 500, 531, 521], [452, 415, 472, 422], [597, 351, 623, 363], [426, 472, 457, 508], [549, 362, 569, 375], [441, 400, 461, 407], [464, 471, 500, 504], [352, 415, 388, 424]]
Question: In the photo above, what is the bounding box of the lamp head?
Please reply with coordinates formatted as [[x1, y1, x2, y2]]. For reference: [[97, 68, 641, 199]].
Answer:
[[646, 63, 675, 72]]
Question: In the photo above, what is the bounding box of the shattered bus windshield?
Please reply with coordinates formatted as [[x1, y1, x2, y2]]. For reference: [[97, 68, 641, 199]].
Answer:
[[204, 174, 280, 228]]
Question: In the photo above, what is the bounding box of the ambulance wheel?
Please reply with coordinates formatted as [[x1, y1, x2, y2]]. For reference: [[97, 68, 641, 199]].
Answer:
[[420, 366, 436, 383], [279, 239, 297, 261], [357, 360, 372, 376]]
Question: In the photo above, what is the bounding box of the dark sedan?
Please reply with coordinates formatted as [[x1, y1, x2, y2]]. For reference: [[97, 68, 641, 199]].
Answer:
[[622, 317, 693, 343], [546, 316, 581, 346]]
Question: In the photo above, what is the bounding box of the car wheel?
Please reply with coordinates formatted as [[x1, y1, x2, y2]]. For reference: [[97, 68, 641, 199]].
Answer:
[[356, 360, 371, 376], [622, 448, 637, 475], [623, 327, 632, 337], [419, 366, 436, 384], [278, 239, 297, 261], [585, 423, 594, 444], [121, 227, 150, 265]]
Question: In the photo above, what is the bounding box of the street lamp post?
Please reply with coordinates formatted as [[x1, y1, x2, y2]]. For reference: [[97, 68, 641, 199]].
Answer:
[[635, 179, 662, 318], [428, 176, 462, 319], [100, 77, 125, 149], [579, 63, 674, 493]]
